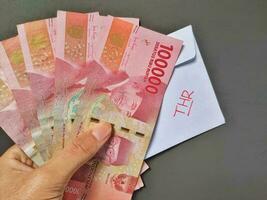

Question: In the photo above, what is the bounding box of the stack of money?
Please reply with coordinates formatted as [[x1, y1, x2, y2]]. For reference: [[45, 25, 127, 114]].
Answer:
[[0, 10, 183, 200]]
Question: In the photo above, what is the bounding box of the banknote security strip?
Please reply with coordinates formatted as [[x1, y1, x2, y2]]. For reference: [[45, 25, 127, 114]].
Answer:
[[89, 117, 145, 138], [72, 115, 147, 142]]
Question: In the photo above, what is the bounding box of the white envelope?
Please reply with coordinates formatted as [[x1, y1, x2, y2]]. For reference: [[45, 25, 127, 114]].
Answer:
[[146, 25, 225, 159]]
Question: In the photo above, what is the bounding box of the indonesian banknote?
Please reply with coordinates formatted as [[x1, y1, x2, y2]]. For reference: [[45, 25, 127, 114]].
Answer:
[[53, 11, 99, 152], [64, 17, 183, 199], [54, 11, 148, 198], [53, 11, 140, 152], [0, 57, 43, 165], [135, 162, 150, 190], [17, 18, 57, 160]]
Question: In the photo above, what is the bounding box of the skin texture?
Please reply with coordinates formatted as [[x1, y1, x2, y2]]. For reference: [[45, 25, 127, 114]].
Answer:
[[0, 122, 112, 200]]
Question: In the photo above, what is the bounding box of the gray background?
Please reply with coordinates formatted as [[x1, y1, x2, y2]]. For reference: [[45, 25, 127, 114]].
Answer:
[[0, 0, 266, 199]]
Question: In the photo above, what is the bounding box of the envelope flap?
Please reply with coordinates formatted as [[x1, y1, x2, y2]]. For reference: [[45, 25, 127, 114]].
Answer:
[[169, 25, 196, 66]]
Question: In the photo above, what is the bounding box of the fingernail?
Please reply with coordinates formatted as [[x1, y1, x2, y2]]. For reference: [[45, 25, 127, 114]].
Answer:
[[91, 122, 112, 141]]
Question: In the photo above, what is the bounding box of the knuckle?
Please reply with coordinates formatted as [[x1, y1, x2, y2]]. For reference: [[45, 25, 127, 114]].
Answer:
[[71, 137, 97, 156]]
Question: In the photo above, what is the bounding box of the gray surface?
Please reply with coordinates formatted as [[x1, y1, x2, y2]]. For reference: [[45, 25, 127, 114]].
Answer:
[[0, 0, 266, 199]]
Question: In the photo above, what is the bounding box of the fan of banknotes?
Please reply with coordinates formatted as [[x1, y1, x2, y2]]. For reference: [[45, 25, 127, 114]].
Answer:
[[0, 11, 183, 200]]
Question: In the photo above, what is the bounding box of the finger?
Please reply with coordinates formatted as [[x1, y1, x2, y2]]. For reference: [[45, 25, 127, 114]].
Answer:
[[33, 163, 39, 169], [25, 158, 34, 167], [3, 145, 29, 162], [44, 122, 112, 182], [9, 159, 34, 172], [2, 145, 36, 171]]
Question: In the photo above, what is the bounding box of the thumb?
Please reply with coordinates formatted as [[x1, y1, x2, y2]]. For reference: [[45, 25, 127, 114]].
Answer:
[[44, 122, 112, 182]]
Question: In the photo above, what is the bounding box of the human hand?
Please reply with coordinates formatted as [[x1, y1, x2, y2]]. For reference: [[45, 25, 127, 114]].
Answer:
[[0, 122, 112, 200]]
